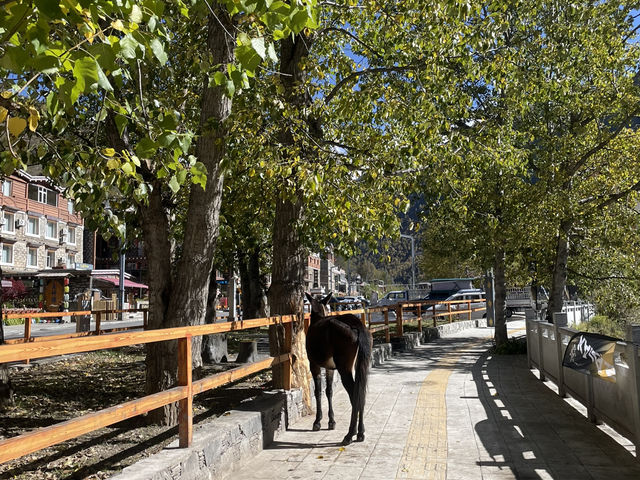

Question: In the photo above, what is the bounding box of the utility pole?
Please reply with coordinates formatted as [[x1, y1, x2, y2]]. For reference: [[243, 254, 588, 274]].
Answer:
[[400, 234, 415, 290]]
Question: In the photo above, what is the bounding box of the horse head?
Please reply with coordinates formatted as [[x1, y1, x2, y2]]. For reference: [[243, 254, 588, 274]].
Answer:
[[305, 292, 332, 321]]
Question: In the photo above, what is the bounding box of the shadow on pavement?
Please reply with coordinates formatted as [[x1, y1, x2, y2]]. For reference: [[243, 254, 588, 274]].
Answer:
[[470, 351, 640, 480]]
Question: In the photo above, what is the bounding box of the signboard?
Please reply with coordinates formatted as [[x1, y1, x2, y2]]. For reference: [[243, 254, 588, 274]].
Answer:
[[562, 332, 618, 382]]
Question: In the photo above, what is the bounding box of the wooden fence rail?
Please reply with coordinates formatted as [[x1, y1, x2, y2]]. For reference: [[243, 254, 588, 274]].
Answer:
[[0, 314, 296, 464]]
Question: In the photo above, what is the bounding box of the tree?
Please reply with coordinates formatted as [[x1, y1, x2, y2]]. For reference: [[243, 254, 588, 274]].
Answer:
[[1, 0, 318, 424], [413, 1, 640, 343]]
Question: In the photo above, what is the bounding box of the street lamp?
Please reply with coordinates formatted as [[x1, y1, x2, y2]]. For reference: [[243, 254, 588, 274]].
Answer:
[[400, 233, 415, 290]]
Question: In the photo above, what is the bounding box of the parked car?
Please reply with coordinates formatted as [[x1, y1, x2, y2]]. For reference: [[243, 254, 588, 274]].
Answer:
[[424, 289, 486, 319]]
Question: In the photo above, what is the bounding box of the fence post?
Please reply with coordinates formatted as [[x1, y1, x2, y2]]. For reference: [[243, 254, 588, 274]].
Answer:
[[360, 310, 366, 327], [447, 303, 452, 323], [283, 316, 293, 391], [143, 310, 148, 329], [626, 342, 640, 457], [432, 304, 436, 328], [24, 317, 31, 343], [537, 320, 546, 381], [24, 317, 32, 365], [396, 304, 403, 336], [467, 300, 471, 322], [95, 312, 102, 335], [178, 334, 193, 448], [525, 309, 537, 369], [384, 309, 390, 343], [553, 313, 567, 398], [417, 304, 422, 334]]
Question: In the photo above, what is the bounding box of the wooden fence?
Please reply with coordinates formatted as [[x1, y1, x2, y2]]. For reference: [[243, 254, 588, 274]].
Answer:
[[0, 315, 296, 464], [0, 297, 485, 465]]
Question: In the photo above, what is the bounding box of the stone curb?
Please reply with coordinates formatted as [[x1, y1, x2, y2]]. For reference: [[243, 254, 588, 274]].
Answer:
[[110, 389, 305, 480], [390, 318, 489, 352]]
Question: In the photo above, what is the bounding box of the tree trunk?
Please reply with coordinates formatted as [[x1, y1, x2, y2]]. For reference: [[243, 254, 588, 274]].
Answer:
[[268, 197, 311, 410], [0, 266, 14, 408], [239, 249, 266, 320], [493, 248, 508, 346], [143, 5, 236, 425], [267, 32, 316, 410], [165, 5, 235, 364], [141, 183, 177, 424], [547, 221, 571, 323]]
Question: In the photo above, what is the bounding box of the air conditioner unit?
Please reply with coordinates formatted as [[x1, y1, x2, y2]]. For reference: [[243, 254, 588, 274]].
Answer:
[[59, 228, 67, 244], [15, 218, 25, 228]]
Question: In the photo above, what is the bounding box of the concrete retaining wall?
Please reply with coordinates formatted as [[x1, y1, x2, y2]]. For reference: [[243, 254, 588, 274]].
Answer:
[[391, 318, 488, 352], [111, 389, 305, 480]]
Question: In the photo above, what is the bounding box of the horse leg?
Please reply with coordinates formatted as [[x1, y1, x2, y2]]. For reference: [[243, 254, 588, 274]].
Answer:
[[311, 362, 323, 431], [325, 368, 336, 430], [338, 370, 358, 445], [356, 405, 365, 442]]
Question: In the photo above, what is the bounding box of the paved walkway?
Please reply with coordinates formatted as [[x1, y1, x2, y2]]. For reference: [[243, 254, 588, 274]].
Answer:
[[231, 320, 640, 480]]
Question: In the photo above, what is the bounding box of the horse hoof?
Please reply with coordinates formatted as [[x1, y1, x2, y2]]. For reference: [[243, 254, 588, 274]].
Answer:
[[356, 434, 365, 442], [341, 436, 353, 446], [328, 422, 336, 430], [312, 422, 322, 431]]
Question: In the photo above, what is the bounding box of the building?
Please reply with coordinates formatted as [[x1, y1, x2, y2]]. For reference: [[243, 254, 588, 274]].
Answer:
[[0, 170, 84, 274], [305, 253, 321, 293], [0, 170, 86, 311]]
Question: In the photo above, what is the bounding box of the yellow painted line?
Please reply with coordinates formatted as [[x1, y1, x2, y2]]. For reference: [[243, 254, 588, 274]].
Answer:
[[395, 340, 484, 479]]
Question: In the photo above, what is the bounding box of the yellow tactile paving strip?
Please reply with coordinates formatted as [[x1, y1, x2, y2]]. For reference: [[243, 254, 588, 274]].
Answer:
[[396, 325, 524, 480], [395, 363, 454, 479]]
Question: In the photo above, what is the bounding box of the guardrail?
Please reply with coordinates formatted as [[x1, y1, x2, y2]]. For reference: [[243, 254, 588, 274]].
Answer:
[[526, 313, 640, 456]]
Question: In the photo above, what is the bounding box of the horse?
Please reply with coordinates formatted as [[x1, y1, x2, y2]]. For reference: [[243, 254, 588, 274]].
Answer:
[[305, 292, 372, 445]]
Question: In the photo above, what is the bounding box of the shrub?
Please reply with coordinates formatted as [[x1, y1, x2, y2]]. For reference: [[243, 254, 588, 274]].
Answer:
[[577, 315, 625, 340], [493, 336, 527, 355]]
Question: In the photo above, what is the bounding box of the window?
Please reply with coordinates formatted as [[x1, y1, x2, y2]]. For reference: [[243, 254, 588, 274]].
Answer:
[[1, 244, 13, 265], [28, 184, 58, 206], [45, 220, 57, 239], [46, 250, 56, 268], [27, 216, 39, 236], [27, 247, 38, 268], [1, 212, 14, 233], [67, 227, 76, 245], [1, 180, 11, 196], [67, 200, 74, 215], [67, 253, 75, 268]]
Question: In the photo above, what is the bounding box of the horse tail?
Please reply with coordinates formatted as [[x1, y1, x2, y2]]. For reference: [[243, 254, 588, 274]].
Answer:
[[354, 324, 372, 414]]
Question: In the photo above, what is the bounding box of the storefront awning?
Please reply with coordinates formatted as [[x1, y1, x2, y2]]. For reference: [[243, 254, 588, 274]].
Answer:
[[93, 275, 148, 289], [36, 272, 71, 278]]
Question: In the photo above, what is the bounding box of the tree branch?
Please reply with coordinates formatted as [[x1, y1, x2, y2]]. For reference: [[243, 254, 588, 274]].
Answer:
[[568, 267, 640, 282], [319, 27, 383, 59], [568, 109, 640, 179], [324, 64, 419, 104]]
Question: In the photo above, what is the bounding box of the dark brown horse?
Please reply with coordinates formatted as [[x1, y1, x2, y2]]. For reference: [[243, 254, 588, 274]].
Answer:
[[305, 293, 372, 445]]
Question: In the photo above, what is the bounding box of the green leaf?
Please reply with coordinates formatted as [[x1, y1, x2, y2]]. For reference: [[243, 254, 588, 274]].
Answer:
[[96, 62, 113, 91], [72, 57, 99, 100], [114, 114, 127, 137], [251, 37, 266, 60], [130, 5, 143, 24], [168, 175, 180, 193], [150, 38, 168, 64], [290, 9, 309, 34], [135, 137, 158, 158], [119, 35, 138, 59]]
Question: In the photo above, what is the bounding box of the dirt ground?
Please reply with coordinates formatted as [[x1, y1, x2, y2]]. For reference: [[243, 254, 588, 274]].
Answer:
[[0, 344, 273, 480]]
